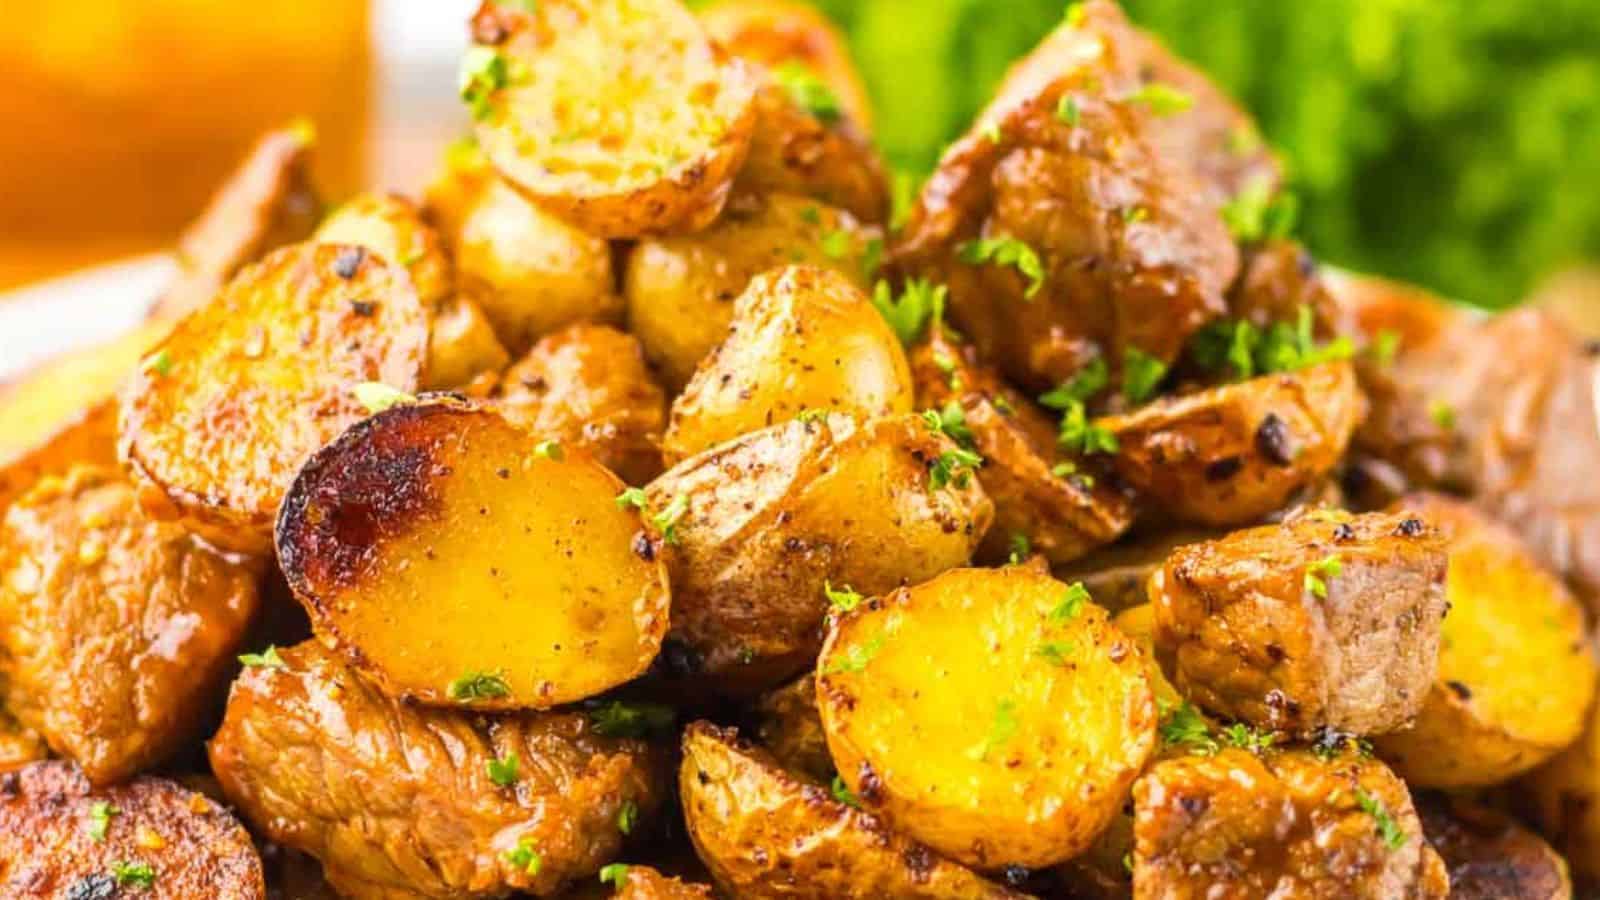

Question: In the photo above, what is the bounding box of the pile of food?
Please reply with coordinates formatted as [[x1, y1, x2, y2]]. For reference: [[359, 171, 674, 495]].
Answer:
[[3, 1, 1600, 897]]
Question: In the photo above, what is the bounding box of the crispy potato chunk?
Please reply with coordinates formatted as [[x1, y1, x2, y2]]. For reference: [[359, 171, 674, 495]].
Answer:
[[817, 566, 1157, 868], [0, 466, 260, 785], [277, 399, 669, 710], [1100, 361, 1365, 526], [1415, 794, 1571, 900], [646, 414, 992, 692], [680, 722, 1025, 899], [1374, 495, 1596, 787], [753, 673, 832, 783], [1151, 510, 1448, 737], [0, 707, 45, 774], [495, 324, 668, 485], [468, 0, 759, 238], [604, 866, 714, 900], [1053, 528, 1224, 613], [625, 192, 879, 389], [428, 293, 513, 391], [119, 242, 428, 554], [210, 641, 665, 899], [699, 0, 875, 133], [0, 761, 265, 899], [664, 265, 913, 464], [1132, 748, 1447, 899], [733, 81, 889, 225]]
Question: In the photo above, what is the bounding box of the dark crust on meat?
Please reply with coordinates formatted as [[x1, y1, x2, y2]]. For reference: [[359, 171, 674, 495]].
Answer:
[[1415, 794, 1571, 900]]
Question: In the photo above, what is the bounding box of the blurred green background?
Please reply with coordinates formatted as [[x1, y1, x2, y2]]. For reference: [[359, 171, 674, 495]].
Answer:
[[787, 0, 1600, 308]]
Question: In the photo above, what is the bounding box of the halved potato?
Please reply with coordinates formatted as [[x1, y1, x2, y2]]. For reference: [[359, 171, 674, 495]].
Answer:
[[817, 565, 1158, 868], [0, 708, 45, 774], [276, 398, 669, 709], [1052, 527, 1224, 613], [1111, 604, 1181, 710], [602, 866, 715, 899], [1526, 692, 1600, 882], [1416, 794, 1572, 900], [1375, 494, 1596, 787], [733, 80, 889, 225], [119, 242, 428, 554], [753, 672, 832, 783], [468, 0, 760, 238], [699, 0, 875, 133], [663, 265, 913, 464]]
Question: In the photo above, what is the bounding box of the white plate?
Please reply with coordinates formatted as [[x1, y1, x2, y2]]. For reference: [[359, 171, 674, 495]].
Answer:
[[0, 254, 175, 380]]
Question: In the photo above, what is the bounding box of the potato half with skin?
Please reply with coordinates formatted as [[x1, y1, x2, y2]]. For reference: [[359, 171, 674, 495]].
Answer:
[[1415, 794, 1572, 900], [663, 265, 913, 464], [1098, 361, 1365, 527], [817, 566, 1158, 869], [468, 0, 759, 238], [119, 242, 428, 555], [1, 761, 266, 899], [0, 466, 261, 785], [602, 866, 714, 900], [1052, 528, 1224, 614], [1375, 495, 1596, 787], [699, 0, 874, 134], [680, 722, 1027, 899], [1526, 695, 1600, 882], [734, 80, 889, 225], [276, 399, 669, 710], [646, 413, 992, 693], [753, 672, 833, 783]]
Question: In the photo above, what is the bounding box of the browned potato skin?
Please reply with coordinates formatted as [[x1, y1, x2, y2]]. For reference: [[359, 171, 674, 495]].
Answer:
[[1526, 691, 1600, 883], [0, 707, 45, 774], [664, 265, 914, 465], [753, 672, 833, 783], [120, 242, 428, 555], [1414, 794, 1572, 900], [1132, 748, 1448, 899], [699, 0, 875, 134], [210, 640, 667, 900], [1152, 510, 1448, 737], [734, 81, 890, 225], [496, 324, 668, 485], [1, 761, 266, 899], [1099, 361, 1365, 527], [680, 722, 1026, 900], [1229, 239, 1349, 337], [910, 326, 1133, 565], [646, 414, 993, 693], [0, 466, 261, 786]]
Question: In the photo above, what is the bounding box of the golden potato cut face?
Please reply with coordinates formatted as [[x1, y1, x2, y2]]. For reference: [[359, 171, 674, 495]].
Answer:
[[119, 243, 427, 554], [276, 400, 668, 709], [314, 192, 454, 306], [469, 0, 759, 238], [817, 566, 1157, 869]]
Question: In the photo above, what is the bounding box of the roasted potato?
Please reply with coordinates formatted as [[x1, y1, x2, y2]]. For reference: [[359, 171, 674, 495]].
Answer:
[[1526, 688, 1600, 882], [1052, 528, 1224, 613], [1415, 794, 1572, 900], [1132, 747, 1448, 899], [0, 706, 45, 774], [495, 323, 668, 485], [733, 80, 889, 225], [625, 191, 879, 390], [1151, 509, 1448, 737], [752, 672, 832, 783], [699, 0, 875, 134], [210, 640, 666, 899], [680, 722, 1026, 899], [119, 242, 429, 554], [817, 565, 1157, 869], [467, 0, 760, 238], [1, 761, 266, 899], [646, 413, 993, 692], [663, 265, 914, 464], [1099, 361, 1365, 527], [1375, 495, 1596, 787], [1112, 603, 1182, 710], [0, 466, 261, 785], [1229, 239, 1348, 337], [276, 398, 669, 710]]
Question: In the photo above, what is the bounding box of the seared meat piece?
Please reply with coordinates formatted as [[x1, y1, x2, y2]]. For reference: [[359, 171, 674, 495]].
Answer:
[[606, 865, 715, 899], [1229, 239, 1348, 337], [1132, 748, 1447, 899], [0, 466, 261, 785], [1150, 510, 1447, 736], [1052, 527, 1224, 613], [209, 641, 667, 899], [1415, 794, 1572, 900], [0, 761, 265, 899]]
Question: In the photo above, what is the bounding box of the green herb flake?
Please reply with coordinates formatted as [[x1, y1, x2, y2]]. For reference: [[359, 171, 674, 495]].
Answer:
[[982, 122, 1003, 143], [922, 401, 974, 447], [890, 169, 919, 233], [820, 228, 852, 260], [110, 861, 156, 889], [1222, 177, 1300, 242], [458, 46, 511, 122], [617, 798, 639, 835], [1371, 329, 1401, 367], [615, 486, 648, 511], [1034, 640, 1076, 666], [824, 581, 863, 612], [588, 701, 675, 738], [1121, 205, 1149, 224], [1158, 699, 1218, 755], [927, 447, 983, 491], [862, 236, 885, 276], [651, 494, 689, 545], [870, 279, 948, 345], [1039, 358, 1109, 409], [599, 863, 629, 886], [1064, 2, 1087, 27], [1008, 532, 1032, 564], [824, 634, 885, 675], [1056, 401, 1119, 456], [352, 381, 416, 414], [1221, 723, 1277, 754], [487, 751, 519, 788], [1128, 81, 1193, 117], [1050, 582, 1090, 621], [1355, 788, 1408, 850], [831, 775, 862, 808], [1304, 554, 1343, 599], [774, 62, 842, 124], [504, 837, 543, 875], [88, 801, 118, 842], [445, 134, 486, 171], [800, 205, 822, 225], [1429, 400, 1457, 430], [1056, 94, 1081, 126], [142, 350, 173, 378], [533, 439, 563, 460], [966, 699, 1019, 761], [238, 646, 286, 669], [956, 237, 1046, 299], [447, 671, 511, 702], [1121, 346, 1168, 404]]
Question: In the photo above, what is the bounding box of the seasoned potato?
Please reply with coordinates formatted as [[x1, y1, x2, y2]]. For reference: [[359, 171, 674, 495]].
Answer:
[[646, 413, 992, 692], [0, 466, 261, 785], [817, 566, 1157, 868], [1132, 748, 1448, 899], [753, 672, 832, 783], [600, 866, 714, 900], [663, 265, 913, 464], [1229, 239, 1348, 337], [1374, 495, 1596, 787], [428, 293, 512, 390], [1526, 693, 1600, 882], [1415, 794, 1572, 900], [1, 761, 266, 899], [625, 192, 879, 390], [699, 0, 875, 133], [210, 640, 666, 899], [1151, 510, 1448, 737], [277, 398, 668, 710], [680, 722, 1026, 899], [0, 707, 45, 774], [1111, 604, 1181, 710], [1052, 528, 1224, 613], [495, 324, 668, 485], [120, 242, 428, 554], [467, 0, 759, 238], [1099, 361, 1365, 526], [733, 80, 889, 225]]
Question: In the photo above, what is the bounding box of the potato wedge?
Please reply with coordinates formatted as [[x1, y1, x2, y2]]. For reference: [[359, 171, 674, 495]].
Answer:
[[1099, 361, 1365, 526], [733, 80, 889, 225], [120, 242, 428, 554], [1, 761, 265, 899], [699, 0, 875, 133], [663, 265, 913, 464], [625, 192, 879, 390], [646, 413, 992, 692], [276, 398, 669, 709], [680, 722, 1027, 899], [753, 672, 832, 783], [468, 0, 759, 238], [1415, 794, 1572, 900], [817, 566, 1157, 868], [1375, 495, 1596, 787]]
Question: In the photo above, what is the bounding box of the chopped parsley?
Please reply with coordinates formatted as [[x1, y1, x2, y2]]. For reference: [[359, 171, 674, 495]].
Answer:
[[1370, 329, 1401, 367], [1429, 400, 1457, 430], [1221, 176, 1300, 242], [617, 799, 639, 835], [1064, 2, 1087, 27], [1121, 206, 1149, 224], [1008, 532, 1033, 564], [774, 62, 842, 124], [796, 407, 830, 425], [1056, 401, 1119, 456], [446, 671, 511, 702], [956, 237, 1046, 299], [800, 205, 822, 225], [1304, 554, 1343, 599], [142, 349, 173, 378], [588, 701, 675, 738], [88, 801, 118, 842], [1190, 306, 1353, 380], [1158, 700, 1217, 755], [504, 838, 543, 875], [825, 581, 863, 612], [487, 751, 519, 788], [351, 381, 416, 414], [459, 47, 511, 121], [922, 402, 974, 447], [870, 279, 947, 345], [820, 228, 852, 260], [927, 447, 983, 491], [446, 135, 486, 171], [1355, 788, 1408, 850], [1221, 723, 1277, 754], [967, 700, 1019, 761], [599, 863, 630, 886], [651, 494, 689, 545], [110, 861, 155, 889], [1050, 583, 1090, 621], [824, 634, 885, 675], [1039, 358, 1109, 409], [890, 169, 919, 233], [1056, 94, 1081, 126], [982, 122, 1004, 143], [615, 487, 648, 511], [1128, 82, 1193, 117], [1034, 640, 1076, 666], [862, 236, 885, 276], [237, 646, 286, 669], [831, 775, 862, 808], [533, 439, 563, 460], [1121, 347, 1167, 404]]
